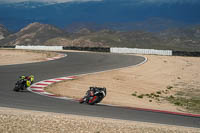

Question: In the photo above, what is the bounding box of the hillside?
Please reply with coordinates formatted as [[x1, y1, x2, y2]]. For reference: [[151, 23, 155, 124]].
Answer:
[[0, 22, 65, 46], [0, 22, 200, 51], [158, 25, 200, 51], [74, 30, 164, 49], [70, 26, 200, 51], [0, 24, 9, 40]]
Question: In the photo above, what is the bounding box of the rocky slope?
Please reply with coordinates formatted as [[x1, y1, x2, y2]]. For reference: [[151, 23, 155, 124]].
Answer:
[[70, 27, 200, 51], [158, 25, 200, 51], [0, 22, 65, 46], [0, 22, 106, 47], [0, 24, 9, 40]]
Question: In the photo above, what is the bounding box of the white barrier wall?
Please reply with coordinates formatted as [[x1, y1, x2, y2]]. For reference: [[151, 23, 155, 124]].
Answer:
[[16, 45, 63, 51], [110, 47, 172, 56]]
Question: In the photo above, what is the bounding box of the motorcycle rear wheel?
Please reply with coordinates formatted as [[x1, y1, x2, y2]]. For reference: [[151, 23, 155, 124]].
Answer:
[[13, 87, 20, 92], [79, 98, 85, 104]]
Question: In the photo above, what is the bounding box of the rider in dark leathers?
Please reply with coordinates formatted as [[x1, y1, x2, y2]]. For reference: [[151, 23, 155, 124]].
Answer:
[[84, 87, 96, 103]]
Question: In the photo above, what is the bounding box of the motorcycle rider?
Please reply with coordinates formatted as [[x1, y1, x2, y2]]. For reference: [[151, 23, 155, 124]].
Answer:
[[80, 86, 106, 104], [81, 87, 96, 103], [19, 75, 34, 89], [29, 75, 34, 84]]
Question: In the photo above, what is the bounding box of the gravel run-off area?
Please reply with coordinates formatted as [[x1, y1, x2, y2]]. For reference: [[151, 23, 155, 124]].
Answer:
[[0, 107, 199, 133]]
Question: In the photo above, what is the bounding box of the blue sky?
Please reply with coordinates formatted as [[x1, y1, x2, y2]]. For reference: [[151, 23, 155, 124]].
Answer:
[[0, 0, 200, 4]]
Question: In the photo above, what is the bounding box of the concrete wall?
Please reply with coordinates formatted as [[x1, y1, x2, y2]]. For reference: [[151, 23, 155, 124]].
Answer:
[[110, 47, 172, 56], [15, 45, 63, 51]]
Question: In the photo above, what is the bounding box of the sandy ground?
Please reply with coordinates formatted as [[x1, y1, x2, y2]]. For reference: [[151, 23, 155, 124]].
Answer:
[[0, 49, 58, 66], [47, 54, 200, 113], [0, 107, 199, 133]]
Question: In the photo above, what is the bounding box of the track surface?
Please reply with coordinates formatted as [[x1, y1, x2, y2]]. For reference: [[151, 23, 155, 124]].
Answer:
[[0, 52, 199, 128]]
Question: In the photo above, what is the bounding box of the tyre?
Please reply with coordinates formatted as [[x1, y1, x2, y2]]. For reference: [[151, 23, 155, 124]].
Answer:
[[13, 87, 20, 92], [13, 82, 24, 92], [79, 98, 84, 104]]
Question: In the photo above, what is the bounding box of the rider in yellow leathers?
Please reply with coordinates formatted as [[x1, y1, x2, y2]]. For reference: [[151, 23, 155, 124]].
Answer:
[[20, 75, 34, 88]]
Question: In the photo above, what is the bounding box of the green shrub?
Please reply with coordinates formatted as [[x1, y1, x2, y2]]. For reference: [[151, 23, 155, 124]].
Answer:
[[132, 93, 137, 96], [174, 102, 181, 106], [167, 86, 173, 90], [138, 94, 144, 99], [156, 91, 161, 94], [169, 95, 174, 99]]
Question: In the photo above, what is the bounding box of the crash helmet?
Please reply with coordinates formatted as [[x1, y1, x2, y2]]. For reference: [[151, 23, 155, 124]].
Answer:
[[90, 87, 94, 91], [20, 76, 25, 79], [30, 75, 34, 79], [30, 75, 34, 82]]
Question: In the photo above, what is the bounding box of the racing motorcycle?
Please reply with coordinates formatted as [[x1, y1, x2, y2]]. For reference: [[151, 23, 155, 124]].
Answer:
[[79, 87, 107, 105], [13, 75, 34, 92], [13, 79, 26, 92]]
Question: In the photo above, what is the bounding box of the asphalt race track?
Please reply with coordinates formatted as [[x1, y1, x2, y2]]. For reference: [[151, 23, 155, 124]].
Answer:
[[0, 52, 199, 128]]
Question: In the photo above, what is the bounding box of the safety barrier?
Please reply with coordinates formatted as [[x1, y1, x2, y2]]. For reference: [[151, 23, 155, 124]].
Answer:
[[63, 46, 110, 52], [173, 51, 200, 57], [15, 45, 63, 51], [1, 45, 200, 57], [110, 47, 172, 56], [0, 45, 16, 48]]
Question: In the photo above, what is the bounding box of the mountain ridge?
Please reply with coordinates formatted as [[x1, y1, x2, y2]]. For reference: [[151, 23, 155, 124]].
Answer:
[[0, 22, 200, 52], [0, 24, 9, 40], [0, 22, 65, 46]]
